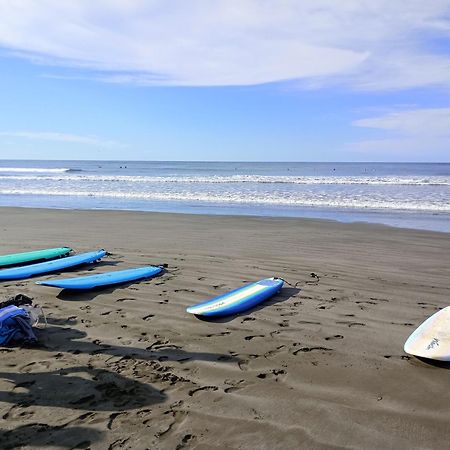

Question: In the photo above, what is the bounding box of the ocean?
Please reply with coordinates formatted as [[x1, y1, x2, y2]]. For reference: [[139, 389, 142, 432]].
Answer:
[[0, 160, 449, 232]]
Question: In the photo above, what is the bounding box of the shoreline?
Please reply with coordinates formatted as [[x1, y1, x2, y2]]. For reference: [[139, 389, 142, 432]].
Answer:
[[1, 207, 449, 449], [1, 204, 449, 236]]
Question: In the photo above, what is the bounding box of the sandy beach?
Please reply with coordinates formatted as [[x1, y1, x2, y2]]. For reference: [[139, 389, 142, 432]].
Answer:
[[0, 207, 449, 449]]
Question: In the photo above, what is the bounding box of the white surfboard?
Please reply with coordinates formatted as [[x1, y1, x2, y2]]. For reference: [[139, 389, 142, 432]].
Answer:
[[404, 306, 450, 361]]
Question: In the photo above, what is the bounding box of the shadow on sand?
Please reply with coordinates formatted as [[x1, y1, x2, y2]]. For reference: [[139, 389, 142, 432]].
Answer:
[[0, 323, 238, 413], [1, 424, 104, 449], [37, 324, 239, 364], [0, 364, 166, 411], [416, 356, 450, 370]]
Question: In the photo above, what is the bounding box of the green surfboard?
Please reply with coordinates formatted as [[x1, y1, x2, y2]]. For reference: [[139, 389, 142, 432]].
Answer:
[[0, 247, 72, 268]]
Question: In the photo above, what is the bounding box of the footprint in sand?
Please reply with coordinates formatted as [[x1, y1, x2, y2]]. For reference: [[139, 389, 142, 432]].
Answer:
[[238, 354, 260, 371], [292, 346, 333, 355], [81, 319, 93, 328], [257, 369, 286, 380], [2, 404, 35, 420], [20, 360, 52, 372], [238, 360, 249, 371], [142, 314, 155, 321], [224, 379, 246, 393], [241, 317, 255, 323], [107, 412, 127, 430], [336, 321, 366, 327], [370, 297, 389, 302], [264, 345, 287, 358], [325, 335, 344, 341], [356, 300, 378, 306], [176, 434, 195, 449], [205, 331, 231, 338], [417, 302, 438, 308], [188, 386, 218, 396], [244, 335, 265, 341]]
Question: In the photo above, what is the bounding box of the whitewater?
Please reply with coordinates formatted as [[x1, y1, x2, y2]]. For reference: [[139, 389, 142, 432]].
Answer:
[[0, 160, 449, 232]]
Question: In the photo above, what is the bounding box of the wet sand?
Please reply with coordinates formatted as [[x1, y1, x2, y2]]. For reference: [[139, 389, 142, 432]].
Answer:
[[0, 207, 449, 449]]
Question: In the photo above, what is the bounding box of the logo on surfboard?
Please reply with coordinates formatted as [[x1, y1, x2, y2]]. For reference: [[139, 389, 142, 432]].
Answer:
[[427, 337, 439, 350]]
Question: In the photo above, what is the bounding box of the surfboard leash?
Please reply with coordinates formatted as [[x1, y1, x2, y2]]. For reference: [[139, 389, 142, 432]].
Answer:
[[277, 277, 302, 288]]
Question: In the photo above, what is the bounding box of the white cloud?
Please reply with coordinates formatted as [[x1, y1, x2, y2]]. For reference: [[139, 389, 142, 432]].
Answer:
[[353, 108, 450, 136], [0, 131, 125, 148], [0, 1, 449, 89], [350, 108, 450, 158]]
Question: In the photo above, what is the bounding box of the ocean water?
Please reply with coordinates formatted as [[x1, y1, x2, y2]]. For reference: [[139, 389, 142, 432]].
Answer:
[[0, 160, 449, 232]]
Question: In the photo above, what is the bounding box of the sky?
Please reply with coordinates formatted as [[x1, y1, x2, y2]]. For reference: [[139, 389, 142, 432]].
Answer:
[[0, 1, 450, 162]]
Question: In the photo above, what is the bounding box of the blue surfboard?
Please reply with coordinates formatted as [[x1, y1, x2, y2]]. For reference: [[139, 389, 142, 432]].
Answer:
[[0, 249, 107, 280], [36, 265, 163, 290], [186, 277, 284, 317]]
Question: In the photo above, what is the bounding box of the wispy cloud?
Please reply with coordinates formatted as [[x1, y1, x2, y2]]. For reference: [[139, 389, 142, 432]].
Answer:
[[0, 1, 449, 89], [349, 107, 450, 159], [353, 108, 450, 136], [0, 131, 125, 148]]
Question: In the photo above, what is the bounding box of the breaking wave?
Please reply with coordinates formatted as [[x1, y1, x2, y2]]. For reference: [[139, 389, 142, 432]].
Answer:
[[0, 174, 449, 185], [1, 188, 448, 212]]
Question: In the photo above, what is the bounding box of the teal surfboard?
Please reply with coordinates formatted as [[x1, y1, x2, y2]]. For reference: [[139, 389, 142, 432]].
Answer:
[[0, 249, 106, 280], [0, 247, 72, 268], [36, 265, 163, 290]]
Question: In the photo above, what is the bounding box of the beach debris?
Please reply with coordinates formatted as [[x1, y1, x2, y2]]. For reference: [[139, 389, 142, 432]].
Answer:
[[303, 272, 320, 285], [0, 293, 33, 309]]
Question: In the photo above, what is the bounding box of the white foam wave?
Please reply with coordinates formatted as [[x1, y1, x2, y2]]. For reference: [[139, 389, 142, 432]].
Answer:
[[1, 174, 449, 185], [1, 188, 448, 212], [0, 167, 70, 173]]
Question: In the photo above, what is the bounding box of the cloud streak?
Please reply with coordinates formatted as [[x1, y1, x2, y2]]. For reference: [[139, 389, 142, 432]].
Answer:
[[0, 1, 449, 89], [0, 131, 125, 148], [353, 108, 450, 136], [349, 107, 450, 159]]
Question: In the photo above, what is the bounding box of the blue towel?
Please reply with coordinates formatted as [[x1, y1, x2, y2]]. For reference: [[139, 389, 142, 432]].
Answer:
[[0, 305, 37, 346]]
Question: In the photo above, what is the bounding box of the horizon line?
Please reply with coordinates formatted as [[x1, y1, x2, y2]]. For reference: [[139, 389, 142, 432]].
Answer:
[[0, 159, 449, 164]]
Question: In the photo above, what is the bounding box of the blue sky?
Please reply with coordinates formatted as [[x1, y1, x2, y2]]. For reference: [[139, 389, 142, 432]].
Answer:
[[0, 1, 450, 162]]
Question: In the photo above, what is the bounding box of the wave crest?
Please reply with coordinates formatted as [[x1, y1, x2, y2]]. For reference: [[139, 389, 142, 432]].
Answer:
[[1, 188, 448, 212], [0, 174, 449, 185], [0, 167, 71, 173]]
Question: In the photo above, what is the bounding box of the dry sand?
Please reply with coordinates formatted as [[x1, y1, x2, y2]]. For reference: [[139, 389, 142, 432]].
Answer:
[[0, 207, 449, 449]]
